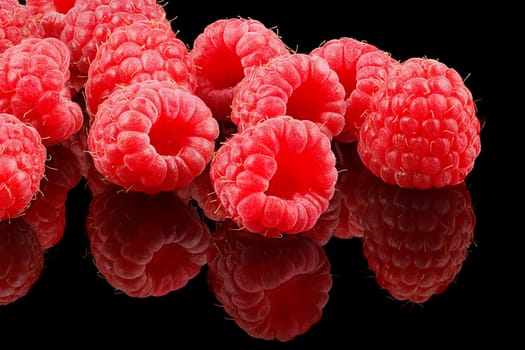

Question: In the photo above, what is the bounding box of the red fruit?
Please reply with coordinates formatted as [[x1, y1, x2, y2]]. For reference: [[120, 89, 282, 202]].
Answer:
[[0, 37, 84, 146], [0, 1, 45, 54], [59, 0, 169, 79], [310, 37, 396, 142], [87, 79, 219, 194], [210, 116, 338, 237], [86, 185, 211, 298], [0, 218, 44, 306], [230, 53, 347, 138], [25, 0, 70, 38], [0, 113, 47, 221], [85, 19, 196, 118], [358, 57, 481, 189], [190, 17, 290, 121], [207, 220, 332, 342]]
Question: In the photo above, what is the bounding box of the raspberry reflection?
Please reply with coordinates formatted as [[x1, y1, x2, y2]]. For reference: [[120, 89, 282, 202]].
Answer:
[[86, 185, 211, 298], [0, 218, 44, 306], [335, 142, 476, 303], [207, 220, 332, 342], [362, 182, 475, 303]]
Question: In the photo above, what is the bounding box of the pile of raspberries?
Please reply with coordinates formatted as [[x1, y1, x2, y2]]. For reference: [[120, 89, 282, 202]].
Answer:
[[0, 0, 481, 230], [1, 0, 480, 336]]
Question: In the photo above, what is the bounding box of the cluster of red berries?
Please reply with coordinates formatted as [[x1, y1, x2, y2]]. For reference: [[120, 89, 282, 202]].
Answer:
[[1, 0, 480, 340]]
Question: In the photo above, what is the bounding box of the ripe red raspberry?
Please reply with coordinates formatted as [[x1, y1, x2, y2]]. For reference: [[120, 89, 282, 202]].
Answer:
[[0, 37, 84, 146], [0, 113, 47, 221], [59, 0, 169, 79], [210, 115, 338, 237], [358, 57, 481, 189], [310, 37, 396, 143], [23, 143, 84, 249], [26, 0, 76, 15], [190, 17, 290, 121], [0, 218, 44, 306], [0, 0, 45, 54], [207, 220, 332, 342], [87, 79, 219, 194], [230, 53, 347, 138], [359, 179, 476, 304], [86, 185, 211, 298], [85, 19, 197, 118], [25, 0, 72, 38]]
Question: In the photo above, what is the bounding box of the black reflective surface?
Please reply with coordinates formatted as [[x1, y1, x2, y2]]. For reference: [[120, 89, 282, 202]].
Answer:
[[1, 1, 514, 347]]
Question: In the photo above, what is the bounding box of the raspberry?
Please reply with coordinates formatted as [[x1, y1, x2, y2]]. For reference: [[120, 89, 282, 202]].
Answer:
[[26, 0, 76, 14], [85, 19, 196, 118], [0, 37, 84, 146], [207, 220, 332, 342], [210, 115, 338, 237], [87, 79, 220, 194], [358, 57, 481, 189], [0, 113, 47, 221], [59, 0, 169, 79], [25, 0, 70, 38], [190, 17, 290, 121], [23, 143, 83, 249], [0, 0, 45, 54], [359, 179, 476, 303], [310, 37, 391, 142], [86, 185, 211, 298], [0, 217, 44, 306], [230, 53, 347, 138]]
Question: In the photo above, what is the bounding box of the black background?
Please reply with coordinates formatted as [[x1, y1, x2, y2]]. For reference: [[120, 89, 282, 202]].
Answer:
[[1, 1, 518, 347]]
